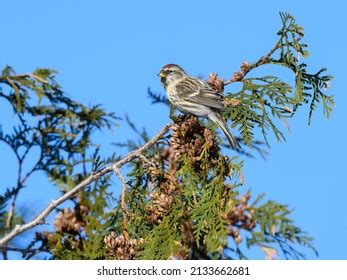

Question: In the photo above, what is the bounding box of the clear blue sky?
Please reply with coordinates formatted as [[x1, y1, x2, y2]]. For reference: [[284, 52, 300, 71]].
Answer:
[[1, 0, 346, 259]]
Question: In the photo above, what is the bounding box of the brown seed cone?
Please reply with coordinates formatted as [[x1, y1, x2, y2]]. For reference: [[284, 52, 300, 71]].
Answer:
[[104, 232, 143, 260], [224, 192, 257, 243], [170, 116, 220, 172], [54, 207, 85, 234], [147, 185, 175, 222], [142, 150, 179, 223], [240, 61, 250, 72], [207, 73, 224, 92], [231, 71, 244, 82]]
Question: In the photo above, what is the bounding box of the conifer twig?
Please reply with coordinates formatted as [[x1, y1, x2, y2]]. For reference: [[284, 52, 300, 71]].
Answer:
[[112, 166, 129, 239], [16, 73, 49, 84], [224, 40, 282, 85], [0, 124, 171, 248]]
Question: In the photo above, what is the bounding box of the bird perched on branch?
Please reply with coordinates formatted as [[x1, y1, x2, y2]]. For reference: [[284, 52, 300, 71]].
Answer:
[[158, 64, 239, 149]]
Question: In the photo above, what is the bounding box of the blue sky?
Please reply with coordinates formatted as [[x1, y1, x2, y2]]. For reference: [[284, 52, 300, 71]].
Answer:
[[1, 0, 346, 259]]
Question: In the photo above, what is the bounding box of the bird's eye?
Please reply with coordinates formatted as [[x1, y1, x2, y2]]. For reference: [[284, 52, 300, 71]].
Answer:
[[168, 70, 173, 74]]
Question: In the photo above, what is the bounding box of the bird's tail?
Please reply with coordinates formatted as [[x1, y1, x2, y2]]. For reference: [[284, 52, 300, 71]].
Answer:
[[208, 112, 240, 150]]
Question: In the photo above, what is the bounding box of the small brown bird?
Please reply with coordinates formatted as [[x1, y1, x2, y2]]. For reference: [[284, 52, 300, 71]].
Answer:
[[158, 64, 239, 149]]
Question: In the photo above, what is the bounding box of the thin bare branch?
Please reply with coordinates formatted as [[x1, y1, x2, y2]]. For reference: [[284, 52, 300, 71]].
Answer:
[[5, 148, 43, 232], [0, 124, 171, 248]]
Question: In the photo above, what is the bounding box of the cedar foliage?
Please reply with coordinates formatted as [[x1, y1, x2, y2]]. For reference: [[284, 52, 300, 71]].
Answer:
[[0, 13, 332, 259]]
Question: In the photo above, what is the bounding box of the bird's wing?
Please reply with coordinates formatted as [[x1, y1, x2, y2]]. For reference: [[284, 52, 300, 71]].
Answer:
[[175, 77, 224, 110]]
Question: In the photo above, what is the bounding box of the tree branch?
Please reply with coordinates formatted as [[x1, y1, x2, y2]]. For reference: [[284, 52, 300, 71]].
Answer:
[[15, 73, 49, 84], [112, 166, 130, 239], [5, 146, 42, 231], [0, 124, 171, 248], [223, 40, 282, 85]]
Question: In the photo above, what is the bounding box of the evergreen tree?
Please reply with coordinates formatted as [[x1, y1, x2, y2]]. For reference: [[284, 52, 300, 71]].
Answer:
[[0, 13, 333, 260]]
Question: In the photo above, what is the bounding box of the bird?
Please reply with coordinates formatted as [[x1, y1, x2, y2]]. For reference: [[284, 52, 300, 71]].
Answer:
[[158, 64, 239, 149]]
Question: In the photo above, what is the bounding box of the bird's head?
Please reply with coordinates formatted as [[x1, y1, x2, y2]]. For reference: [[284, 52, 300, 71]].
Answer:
[[158, 64, 187, 87]]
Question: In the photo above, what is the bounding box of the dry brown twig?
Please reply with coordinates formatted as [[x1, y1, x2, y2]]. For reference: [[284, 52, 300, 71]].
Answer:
[[112, 166, 130, 239], [207, 40, 282, 92]]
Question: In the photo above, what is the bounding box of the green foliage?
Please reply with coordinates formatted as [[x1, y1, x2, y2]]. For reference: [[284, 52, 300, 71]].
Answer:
[[48, 174, 115, 260], [0, 66, 117, 259], [226, 76, 292, 145], [188, 159, 233, 253], [273, 13, 334, 124], [247, 196, 317, 259], [0, 66, 117, 192], [108, 122, 314, 259], [224, 12, 334, 146], [140, 207, 182, 259]]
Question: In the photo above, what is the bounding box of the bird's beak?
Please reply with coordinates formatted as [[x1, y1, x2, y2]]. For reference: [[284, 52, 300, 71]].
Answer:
[[158, 72, 167, 78]]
